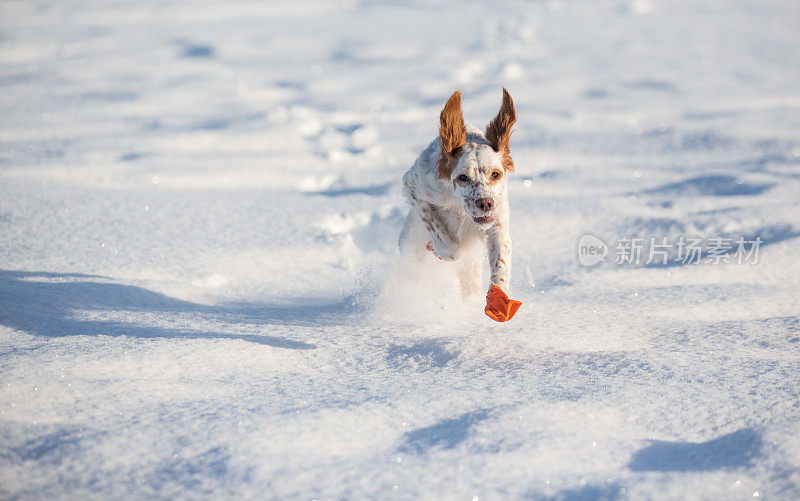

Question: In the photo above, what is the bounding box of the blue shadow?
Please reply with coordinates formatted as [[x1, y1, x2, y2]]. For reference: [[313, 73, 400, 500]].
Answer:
[[310, 182, 392, 198], [545, 483, 624, 501], [181, 44, 215, 59], [0, 269, 327, 349], [400, 409, 491, 454], [628, 428, 762, 472], [640, 174, 772, 198]]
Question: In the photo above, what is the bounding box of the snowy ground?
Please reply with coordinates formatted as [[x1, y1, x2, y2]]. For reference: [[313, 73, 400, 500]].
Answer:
[[2, 0, 800, 499]]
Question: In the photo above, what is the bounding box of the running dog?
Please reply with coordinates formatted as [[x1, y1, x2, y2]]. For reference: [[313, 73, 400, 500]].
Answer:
[[399, 88, 521, 321]]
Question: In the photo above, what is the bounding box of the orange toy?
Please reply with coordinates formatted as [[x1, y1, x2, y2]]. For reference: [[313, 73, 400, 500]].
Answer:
[[484, 284, 522, 322]]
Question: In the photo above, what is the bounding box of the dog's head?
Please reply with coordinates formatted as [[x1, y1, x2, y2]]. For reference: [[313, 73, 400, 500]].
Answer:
[[437, 88, 517, 227]]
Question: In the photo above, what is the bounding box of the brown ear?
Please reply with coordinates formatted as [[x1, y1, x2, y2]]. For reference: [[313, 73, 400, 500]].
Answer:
[[485, 87, 517, 172], [437, 90, 466, 180]]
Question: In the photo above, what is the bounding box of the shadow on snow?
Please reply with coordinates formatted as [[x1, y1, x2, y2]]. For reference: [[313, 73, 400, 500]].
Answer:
[[0, 269, 347, 349], [628, 428, 762, 472], [399, 409, 492, 455], [639, 174, 772, 198], [544, 482, 625, 501]]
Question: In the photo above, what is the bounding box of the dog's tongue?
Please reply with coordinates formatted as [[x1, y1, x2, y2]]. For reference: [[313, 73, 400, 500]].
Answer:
[[484, 284, 522, 322]]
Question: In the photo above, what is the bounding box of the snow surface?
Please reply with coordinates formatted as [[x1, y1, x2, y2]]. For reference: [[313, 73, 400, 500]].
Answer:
[[2, 0, 800, 499]]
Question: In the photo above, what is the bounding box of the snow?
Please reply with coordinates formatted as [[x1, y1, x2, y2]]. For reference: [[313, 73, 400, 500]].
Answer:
[[1, 0, 799, 498]]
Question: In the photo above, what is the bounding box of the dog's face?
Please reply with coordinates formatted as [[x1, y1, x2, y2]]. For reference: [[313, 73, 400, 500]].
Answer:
[[451, 146, 507, 226], [437, 88, 517, 227]]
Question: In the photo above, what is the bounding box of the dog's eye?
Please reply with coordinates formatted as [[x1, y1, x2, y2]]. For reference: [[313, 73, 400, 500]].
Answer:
[[491, 171, 501, 180], [458, 174, 470, 182]]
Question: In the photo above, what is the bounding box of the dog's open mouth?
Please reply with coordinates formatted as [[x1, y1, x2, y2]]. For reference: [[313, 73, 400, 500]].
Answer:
[[473, 215, 495, 224]]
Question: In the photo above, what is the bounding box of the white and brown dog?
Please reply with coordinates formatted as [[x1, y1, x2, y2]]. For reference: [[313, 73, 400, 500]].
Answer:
[[400, 88, 522, 321]]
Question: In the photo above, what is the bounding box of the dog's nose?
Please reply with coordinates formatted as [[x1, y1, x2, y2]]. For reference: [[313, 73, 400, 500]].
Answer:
[[476, 197, 494, 212]]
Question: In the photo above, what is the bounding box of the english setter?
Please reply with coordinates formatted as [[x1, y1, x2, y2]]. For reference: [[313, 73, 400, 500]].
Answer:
[[399, 88, 521, 321]]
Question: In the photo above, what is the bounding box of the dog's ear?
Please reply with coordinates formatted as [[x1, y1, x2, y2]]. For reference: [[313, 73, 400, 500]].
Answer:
[[438, 90, 466, 180], [485, 87, 517, 172]]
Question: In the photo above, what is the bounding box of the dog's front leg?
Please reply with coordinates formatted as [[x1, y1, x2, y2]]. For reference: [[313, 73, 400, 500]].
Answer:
[[412, 200, 460, 261], [487, 223, 512, 290]]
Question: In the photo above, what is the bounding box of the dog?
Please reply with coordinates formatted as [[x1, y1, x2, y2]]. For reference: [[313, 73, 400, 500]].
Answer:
[[399, 88, 518, 306]]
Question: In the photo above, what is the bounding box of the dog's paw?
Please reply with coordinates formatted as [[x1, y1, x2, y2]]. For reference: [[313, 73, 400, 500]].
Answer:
[[426, 240, 460, 261], [438, 245, 461, 261]]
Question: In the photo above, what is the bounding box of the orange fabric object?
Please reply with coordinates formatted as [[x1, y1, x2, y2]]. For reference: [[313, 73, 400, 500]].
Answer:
[[485, 284, 522, 322]]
